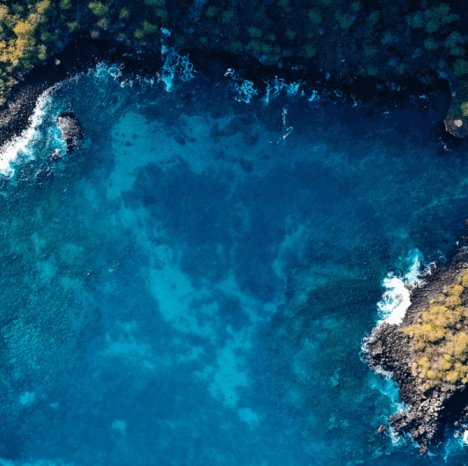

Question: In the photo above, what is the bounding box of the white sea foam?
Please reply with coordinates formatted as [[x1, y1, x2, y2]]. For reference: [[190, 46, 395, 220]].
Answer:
[[359, 250, 426, 446], [92, 47, 196, 93], [360, 250, 425, 369], [377, 275, 411, 326], [261, 77, 305, 105], [234, 79, 258, 103], [463, 430, 468, 444], [376, 249, 424, 327], [0, 92, 51, 176], [160, 47, 195, 92]]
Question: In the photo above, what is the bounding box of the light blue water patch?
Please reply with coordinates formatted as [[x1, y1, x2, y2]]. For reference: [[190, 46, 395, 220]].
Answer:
[[0, 64, 468, 466]]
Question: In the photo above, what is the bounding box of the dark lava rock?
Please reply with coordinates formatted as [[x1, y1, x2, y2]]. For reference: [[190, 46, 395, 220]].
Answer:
[[433, 120, 464, 152], [56, 111, 82, 152], [378, 425, 387, 434], [365, 251, 468, 454]]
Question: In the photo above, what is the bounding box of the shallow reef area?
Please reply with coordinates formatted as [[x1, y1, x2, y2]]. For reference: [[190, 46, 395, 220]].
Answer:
[[3, 2, 468, 466], [0, 53, 467, 464]]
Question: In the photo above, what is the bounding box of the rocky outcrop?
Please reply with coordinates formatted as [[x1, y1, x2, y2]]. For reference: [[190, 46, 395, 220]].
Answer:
[[444, 86, 468, 139], [377, 425, 387, 434], [366, 252, 468, 454], [444, 112, 468, 139], [56, 111, 82, 152]]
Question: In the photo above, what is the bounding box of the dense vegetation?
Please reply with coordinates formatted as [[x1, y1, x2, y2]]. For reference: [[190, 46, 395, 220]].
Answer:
[[2, 0, 468, 119], [404, 271, 468, 390]]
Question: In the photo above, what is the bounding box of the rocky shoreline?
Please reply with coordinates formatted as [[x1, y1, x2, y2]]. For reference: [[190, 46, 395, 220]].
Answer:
[[0, 34, 462, 158], [0, 36, 167, 151], [366, 251, 468, 455]]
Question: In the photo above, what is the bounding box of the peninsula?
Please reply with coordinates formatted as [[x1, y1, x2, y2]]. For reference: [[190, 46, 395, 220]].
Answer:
[[366, 251, 468, 455]]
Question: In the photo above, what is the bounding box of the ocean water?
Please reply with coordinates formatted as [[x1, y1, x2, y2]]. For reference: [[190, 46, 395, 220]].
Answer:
[[1, 59, 468, 466]]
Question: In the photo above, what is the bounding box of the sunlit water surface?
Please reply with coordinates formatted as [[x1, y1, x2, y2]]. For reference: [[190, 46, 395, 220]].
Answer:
[[0, 63, 468, 466]]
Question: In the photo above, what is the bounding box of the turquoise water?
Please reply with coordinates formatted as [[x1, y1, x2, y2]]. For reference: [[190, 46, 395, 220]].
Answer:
[[1, 61, 468, 465]]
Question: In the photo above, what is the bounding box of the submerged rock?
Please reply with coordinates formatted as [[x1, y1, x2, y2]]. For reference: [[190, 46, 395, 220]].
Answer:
[[377, 425, 387, 434], [366, 251, 468, 454], [56, 111, 82, 152], [50, 149, 61, 162]]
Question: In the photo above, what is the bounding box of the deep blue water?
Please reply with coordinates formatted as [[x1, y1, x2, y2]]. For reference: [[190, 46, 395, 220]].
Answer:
[[1, 59, 468, 466]]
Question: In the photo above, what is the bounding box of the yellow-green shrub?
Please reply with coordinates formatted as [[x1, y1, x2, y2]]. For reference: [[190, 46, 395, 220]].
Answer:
[[59, 0, 72, 10], [120, 7, 130, 19], [454, 362, 468, 376], [446, 295, 462, 308], [446, 285, 464, 297], [447, 371, 460, 383], [418, 357, 431, 370], [36, 0, 52, 15], [88, 2, 108, 19], [413, 323, 445, 342], [403, 272, 468, 386], [446, 332, 468, 359], [422, 305, 450, 327], [441, 354, 453, 370]]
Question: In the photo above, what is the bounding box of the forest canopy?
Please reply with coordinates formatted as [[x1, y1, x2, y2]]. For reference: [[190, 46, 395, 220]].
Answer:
[[1, 0, 468, 118]]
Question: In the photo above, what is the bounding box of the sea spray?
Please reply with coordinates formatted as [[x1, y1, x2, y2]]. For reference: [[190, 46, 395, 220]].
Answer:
[[160, 47, 195, 92], [376, 249, 424, 327], [234, 80, 258, 104], [0, 48, 364, 179], [261, 77, 305, 105], [361, 249, 424, 360], [91, 49, 195, 93], [0, 92, 53, 176], [361, 250, 432, 449]]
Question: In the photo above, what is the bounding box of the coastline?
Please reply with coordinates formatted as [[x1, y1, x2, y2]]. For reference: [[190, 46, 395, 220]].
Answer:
[[1, 29, 468, 464], [366, 251, 468, 455], [0, 36, 461, 159], [0, 37, 144, 154]]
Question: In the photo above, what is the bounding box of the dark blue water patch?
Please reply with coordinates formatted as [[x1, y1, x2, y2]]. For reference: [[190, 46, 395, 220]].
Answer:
[[1, 64, 468, 466], [122, 154, 347, 300]]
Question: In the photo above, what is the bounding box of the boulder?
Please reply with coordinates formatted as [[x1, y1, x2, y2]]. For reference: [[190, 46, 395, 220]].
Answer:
[[56, 111, 82, 152]]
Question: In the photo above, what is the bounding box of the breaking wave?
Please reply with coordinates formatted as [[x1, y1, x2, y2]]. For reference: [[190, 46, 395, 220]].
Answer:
[[377, 249, 424, 327], [0, 92, 53, 177]]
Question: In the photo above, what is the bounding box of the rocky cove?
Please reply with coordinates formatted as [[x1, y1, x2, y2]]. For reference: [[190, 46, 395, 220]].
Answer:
[[3, 20, 468, 465], [0, 33, 463, 158]]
